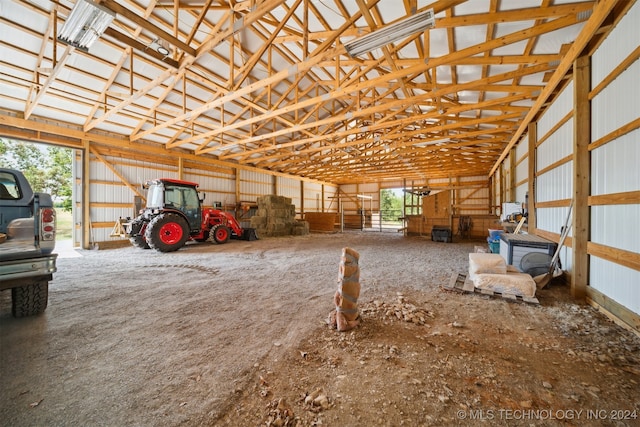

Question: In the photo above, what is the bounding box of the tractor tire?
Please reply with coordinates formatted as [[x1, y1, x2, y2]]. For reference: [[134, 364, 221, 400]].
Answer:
[[130, 235, 150, 249], [12, 281, 48, 318], [128, 218, 150, 249], [210, 224, 231, 244], [145, 213, 189, 252]]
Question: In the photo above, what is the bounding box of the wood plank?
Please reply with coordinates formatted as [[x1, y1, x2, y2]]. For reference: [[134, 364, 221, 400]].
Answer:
[[462, 278, 475, 293], [448, 273, 462, 290], [503, 293, 517, 302], [304, 212, 337, 232]]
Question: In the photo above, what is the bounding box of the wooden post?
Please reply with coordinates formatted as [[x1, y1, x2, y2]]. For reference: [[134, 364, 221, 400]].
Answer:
[[235, 168, 241, 208], [572, 54, 590, 301], [178, 156, 184, 180], [82, 140, 91, 249], [527, 122, 537, 234]]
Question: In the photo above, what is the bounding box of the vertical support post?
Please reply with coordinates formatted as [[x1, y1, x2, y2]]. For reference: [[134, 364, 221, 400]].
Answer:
[[572, 54, 591, 301], [300, 181, 304, 219], [178, 156, 184, 180], [509, 147, 516, 201], [235, 168, 241, 209], [82, 140, 91, 249], [528, 122, 537, 234]]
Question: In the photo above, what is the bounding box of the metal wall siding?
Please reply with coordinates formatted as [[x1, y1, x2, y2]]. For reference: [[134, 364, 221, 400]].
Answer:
[[591, 3, 639, 87], [535, 206, 573, 237], [591, 257, 640, 315], [302, 182, 325, 212], [324, 186, 339, 212], [591, 130, 640, 196], [591, 205, 640, 253], [515, 184, 527, 204], [535, 162, 573, 204], [537, 81, 573, 137], [536, 119, 573, 171], [585, 1, 640, 318], [240, 180, 271, 201], [277, 176, 301, 206], [515, 134, 528, 159], [592, 60, 640, 140], [515, 155, 528, 185]]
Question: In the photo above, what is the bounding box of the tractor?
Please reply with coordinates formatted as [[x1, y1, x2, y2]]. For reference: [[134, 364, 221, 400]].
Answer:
[[125, 178, 258, 252]]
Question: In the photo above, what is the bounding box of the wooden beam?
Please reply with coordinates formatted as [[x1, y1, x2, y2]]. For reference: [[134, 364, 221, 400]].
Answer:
[[101, 0, 196, 57], [25, 45, 74, 119], [572, 54, 590, 301], [90, 148, 146, 200], [490, 0, 620, 176]]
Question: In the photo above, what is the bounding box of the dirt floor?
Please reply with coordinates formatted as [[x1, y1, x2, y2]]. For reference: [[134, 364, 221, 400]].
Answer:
[[1, 232, 639, 427]]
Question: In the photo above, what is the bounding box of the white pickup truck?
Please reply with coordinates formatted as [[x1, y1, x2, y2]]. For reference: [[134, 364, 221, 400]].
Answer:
[[0, 168, 57, 317]]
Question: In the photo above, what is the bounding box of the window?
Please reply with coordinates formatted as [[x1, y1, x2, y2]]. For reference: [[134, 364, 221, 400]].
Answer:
[[0, 171, 20, 200]]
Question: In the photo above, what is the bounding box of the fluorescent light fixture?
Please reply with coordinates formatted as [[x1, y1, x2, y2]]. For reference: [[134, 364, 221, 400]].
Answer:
[[344, 8, 435, 57], [58, 0, 116, 52]]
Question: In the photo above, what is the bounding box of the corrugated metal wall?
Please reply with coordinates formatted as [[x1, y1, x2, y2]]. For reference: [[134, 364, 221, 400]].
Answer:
[[183, 169, 235, 208], [589, 2, 640, 315], [490, 1, 640, 327], [535, 81, 574, 247], [77, 152, 338, 243]]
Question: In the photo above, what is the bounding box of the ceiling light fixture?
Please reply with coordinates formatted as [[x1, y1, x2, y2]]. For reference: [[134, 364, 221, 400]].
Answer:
[[149, 38, 171, 56], [58, 0, 115, 52], [344, 8, 435, 57]]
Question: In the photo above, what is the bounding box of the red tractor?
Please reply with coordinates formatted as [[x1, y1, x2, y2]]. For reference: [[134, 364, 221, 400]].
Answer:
[[125, 178, 257, 252]]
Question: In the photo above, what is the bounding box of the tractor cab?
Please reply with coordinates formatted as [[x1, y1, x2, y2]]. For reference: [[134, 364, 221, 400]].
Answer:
[[145, 179, 203, 232]]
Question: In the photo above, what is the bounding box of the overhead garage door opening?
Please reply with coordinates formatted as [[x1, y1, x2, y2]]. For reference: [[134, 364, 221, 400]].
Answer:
[[0, 138, 74, 244]]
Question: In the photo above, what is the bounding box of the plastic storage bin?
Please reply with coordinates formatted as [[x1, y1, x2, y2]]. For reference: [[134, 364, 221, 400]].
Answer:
[[499, 233, 556, 269]]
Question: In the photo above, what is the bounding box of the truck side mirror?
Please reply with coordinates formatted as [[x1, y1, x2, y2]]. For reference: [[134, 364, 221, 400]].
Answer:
[[199, 191, 205, 202]]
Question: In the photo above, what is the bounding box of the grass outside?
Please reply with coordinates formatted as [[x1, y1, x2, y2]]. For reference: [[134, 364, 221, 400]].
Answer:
[[56, 208, 73, 240]]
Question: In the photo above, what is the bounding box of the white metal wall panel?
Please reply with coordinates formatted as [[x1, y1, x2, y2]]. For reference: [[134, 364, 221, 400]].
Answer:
[[591, 257, 640, 315], [515, 134, 528, 157], [277, 176, 301, 207], [591, 205, 640, 252], [515, 156, 528, 186], [302, 182, 325, 212], [592, 60, 640, 141], [536, 119, 573, 171], [515, 184, 527, 205], [239, 170, 272, 201], [588, 1, 640, 318], [182, 170, 236, 206], [535, 162, 573, 204], [537, 80, 573, 137], [591, 2, 639, 88], [591, 130, 640, 196], [89, 156, 178, 242], [535, 205, 573, 238], [324, 186, 339, 212]]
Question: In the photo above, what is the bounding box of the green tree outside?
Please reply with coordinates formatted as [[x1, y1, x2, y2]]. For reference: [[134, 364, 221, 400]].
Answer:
[[380, 189, 403, 221], [0, 138, 73, 212]]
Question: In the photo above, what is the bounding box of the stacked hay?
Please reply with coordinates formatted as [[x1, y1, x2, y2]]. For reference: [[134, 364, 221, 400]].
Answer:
[[250, 195, 309, 237]]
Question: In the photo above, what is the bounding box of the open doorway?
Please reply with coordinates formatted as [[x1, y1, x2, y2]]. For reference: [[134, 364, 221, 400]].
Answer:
[[372, 188, 406, 232], [0, 138, 74, 243]]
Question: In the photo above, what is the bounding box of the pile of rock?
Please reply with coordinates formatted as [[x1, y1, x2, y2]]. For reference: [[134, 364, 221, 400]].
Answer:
[[250, 195, 309, 237]]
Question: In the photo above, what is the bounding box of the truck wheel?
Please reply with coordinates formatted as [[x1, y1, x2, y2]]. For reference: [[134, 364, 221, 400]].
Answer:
[[145, 213, 189, 252], [210, 224, 230, 244], [129, 235, 150, 249], [12, 281, 48, 317]]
